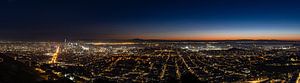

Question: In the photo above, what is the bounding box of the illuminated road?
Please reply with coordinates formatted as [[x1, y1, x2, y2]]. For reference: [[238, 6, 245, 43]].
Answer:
[[297, 73, 300, 83], [48, 46, 60, 64], [246, 78, 269, 83], [175, 55, 181, 80], [104, 57, 122, 72], [178, 53, 202, 80], [160, 55, 169, 80]]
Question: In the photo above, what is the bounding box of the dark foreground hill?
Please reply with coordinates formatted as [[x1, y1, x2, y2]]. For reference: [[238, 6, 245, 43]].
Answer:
[[0, 54, 42, 83]]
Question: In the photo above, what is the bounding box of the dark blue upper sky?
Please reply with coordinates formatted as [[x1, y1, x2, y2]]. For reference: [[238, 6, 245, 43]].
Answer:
[[1, 0, 300, 40]]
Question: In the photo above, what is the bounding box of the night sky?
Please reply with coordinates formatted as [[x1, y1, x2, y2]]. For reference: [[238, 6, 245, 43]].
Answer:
[[1, 0, 300, 40]]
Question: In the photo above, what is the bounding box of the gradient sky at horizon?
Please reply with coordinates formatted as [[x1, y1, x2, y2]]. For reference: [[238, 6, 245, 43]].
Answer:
[[1, 0, 300, 40]]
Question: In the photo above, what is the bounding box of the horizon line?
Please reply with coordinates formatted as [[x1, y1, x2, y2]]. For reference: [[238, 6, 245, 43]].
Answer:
[[0, 38, 299, 42]]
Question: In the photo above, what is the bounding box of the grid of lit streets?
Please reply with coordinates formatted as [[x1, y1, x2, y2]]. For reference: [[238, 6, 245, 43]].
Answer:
[[0, 40, 300, 82]]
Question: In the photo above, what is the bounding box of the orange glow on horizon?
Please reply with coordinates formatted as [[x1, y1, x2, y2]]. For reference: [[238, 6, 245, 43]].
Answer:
[[138, 34, 300, 41], [95, 34, 300, 41]]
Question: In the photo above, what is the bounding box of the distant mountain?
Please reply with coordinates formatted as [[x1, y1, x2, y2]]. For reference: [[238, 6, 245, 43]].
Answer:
[[0, 54, 42, 83]]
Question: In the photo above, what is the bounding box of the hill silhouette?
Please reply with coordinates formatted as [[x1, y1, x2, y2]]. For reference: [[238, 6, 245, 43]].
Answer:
[[0, 54, 42, 83]]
